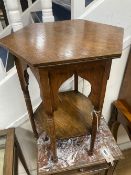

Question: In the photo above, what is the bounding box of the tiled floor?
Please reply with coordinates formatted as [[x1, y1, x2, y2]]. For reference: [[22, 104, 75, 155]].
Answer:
[[16, 120, 131, 175]]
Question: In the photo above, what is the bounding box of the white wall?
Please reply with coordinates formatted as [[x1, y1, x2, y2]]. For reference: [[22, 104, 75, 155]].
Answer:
[[0, 67, 41, 128], [80, 0, 131, 43]]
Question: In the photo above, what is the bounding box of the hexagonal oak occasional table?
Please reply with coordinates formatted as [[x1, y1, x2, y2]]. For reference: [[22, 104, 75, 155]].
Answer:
[[0, 20, 123, 162]]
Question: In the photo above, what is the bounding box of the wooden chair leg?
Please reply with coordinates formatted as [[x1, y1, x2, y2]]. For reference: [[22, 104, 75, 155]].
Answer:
[[108, 103, 118, 130], [109, 101, 131, 142], [124, 126, 131, 141], [111, 121, 120, 141], [15, 136, 31, 175], [127, 128, 131, 140], [14, 147, 18, 175], [89, 112, 98, 155]]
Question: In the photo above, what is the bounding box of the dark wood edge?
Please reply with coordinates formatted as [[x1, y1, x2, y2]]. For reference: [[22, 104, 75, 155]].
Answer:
[[0, 41, 122, 68], [15, 135, 31, 175], [34, 55, 121, 68], [13, 146, 18, 175], [114, 100, 131, 122]]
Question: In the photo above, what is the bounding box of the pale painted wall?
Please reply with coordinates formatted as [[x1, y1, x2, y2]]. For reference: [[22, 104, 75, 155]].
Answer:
[[0, 68, 41, 128]]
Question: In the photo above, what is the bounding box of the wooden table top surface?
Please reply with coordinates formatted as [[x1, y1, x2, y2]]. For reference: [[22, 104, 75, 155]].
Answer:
[[0, 20, 123, 67]]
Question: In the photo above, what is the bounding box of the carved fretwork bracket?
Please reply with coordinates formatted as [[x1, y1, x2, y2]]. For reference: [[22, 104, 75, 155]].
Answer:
[[39, 59, 112, 113]]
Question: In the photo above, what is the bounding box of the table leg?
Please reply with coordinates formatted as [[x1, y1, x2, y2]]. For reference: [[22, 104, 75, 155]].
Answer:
[[15, 57, 38, 138], [108, 104, 120, 141], [15, 136, 31, 175], [39, 69, 57, 162], [89, 112, 97, 155], [14, 147, 18, 175]]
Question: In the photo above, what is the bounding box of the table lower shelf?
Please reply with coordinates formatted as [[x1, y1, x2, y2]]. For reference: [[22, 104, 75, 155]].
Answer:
[[34, 90, 94, 139]]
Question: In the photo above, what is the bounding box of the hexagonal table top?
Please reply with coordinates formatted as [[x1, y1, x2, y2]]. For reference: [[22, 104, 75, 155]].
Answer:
[[0, 20, 123, 67]]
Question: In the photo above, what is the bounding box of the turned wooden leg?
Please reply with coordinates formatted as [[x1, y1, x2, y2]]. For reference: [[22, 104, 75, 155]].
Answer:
[[89, 112, 98, 155], [108, 103, 118, 130]]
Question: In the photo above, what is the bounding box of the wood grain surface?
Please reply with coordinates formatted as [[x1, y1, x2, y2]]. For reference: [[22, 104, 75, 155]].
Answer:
[[0, 20, 123, 67], [34, 91, 94, 139]]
